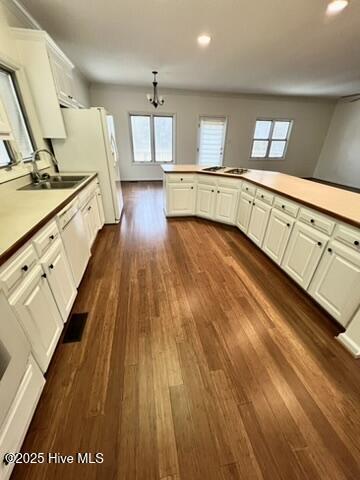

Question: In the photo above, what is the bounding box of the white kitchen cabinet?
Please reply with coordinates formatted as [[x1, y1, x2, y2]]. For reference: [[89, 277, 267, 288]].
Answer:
[[196, 183, 216, 219], [82, 194, 100, 248], [0, 356, 44, 480], [281, 223, 328, 289], [96, 187, 105, 229], [0, 97, 13, 140], [9, 265, 63, 373], [236, 192, 254, 233], [214, 187, 238, 225], [263, 209, 294, 264], [308, 241, 360, 327], [247, 199, 271, 247], [40, 240, 77, 322], [49, 50, 75, 107], [167, 183, 196, 216]]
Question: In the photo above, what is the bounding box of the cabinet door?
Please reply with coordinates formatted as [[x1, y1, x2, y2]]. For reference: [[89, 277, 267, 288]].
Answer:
[[96, 188, 105, 228], [0, 97, 12, 139], [247, 199, 271, 246], [214, 187, 238, 225], [281, 223, 328, 289], [236, 192, 253, 233], [42, 241, 77, 322], [90, 194, 101, 233], [309, 241, 360, 327], [167, 183, 196, 216], [196, 184, 216, 219], [263, 209, 294, 264], [9, 266, 63, 372]]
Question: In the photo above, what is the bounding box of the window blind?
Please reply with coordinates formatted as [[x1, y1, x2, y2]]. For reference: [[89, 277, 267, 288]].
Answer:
[[198, 117, 226, 166]]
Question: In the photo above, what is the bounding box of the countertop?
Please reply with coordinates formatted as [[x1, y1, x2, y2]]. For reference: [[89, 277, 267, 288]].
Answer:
[[162, 165, 360, 228], [0, 173, 97, 266]]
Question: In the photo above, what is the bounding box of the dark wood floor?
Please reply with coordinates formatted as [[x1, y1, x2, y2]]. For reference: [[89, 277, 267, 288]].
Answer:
[[13, 182, 360, 480]]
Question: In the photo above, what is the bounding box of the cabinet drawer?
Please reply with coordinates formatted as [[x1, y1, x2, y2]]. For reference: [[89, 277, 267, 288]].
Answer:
[[197, 174, 218, 186], [242, 181, 256, 196], [0, 244, 38, 294], [78, 179, 97, 207], [274, 196, 299, 218], [166, 174, 195, 184], [298, 208, 335, 236], [333, 224, 360, 252], [32, 220, 59, 258], [256, 188, 274, 206], [0, 356, 44, 480]]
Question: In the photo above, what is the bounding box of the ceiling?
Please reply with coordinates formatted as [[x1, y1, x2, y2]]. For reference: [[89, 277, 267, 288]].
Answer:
[[19, 0, 360, 97]]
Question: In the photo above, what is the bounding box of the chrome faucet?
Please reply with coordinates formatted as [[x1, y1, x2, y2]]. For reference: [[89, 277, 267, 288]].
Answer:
[[30, 148, 60, 183]]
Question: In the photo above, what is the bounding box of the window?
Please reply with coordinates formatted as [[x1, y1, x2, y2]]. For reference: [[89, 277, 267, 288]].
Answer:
[[130, 113, 174, 163], [0, 67, 35, 163], [197, 116, 227, 166], [251, 119, 292, 159], [0, 141, 11, 167]]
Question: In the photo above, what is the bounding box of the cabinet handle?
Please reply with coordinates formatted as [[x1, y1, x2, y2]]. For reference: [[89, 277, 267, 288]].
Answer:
[[328, 248, 332, 253], [287, 223, 290, 227], [21, 265, 28, 272], [317, 242, 322, 247], [355, 241, 359, 246], [41, 273, 47, 279], [49, 234, 55, 240], [310, 219, 315, 224], [49, 264, 54, 269]]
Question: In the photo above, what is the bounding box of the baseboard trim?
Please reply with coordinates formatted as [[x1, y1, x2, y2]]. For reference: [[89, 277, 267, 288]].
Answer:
[[336, 333, 360, 358]]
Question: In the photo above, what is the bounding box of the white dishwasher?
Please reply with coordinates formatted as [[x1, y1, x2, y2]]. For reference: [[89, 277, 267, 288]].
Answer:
[[57, 199, 90, 287]]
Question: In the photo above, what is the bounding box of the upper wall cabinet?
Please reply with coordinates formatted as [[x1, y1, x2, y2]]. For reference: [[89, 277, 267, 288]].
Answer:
[[12, 28, 85, 139]]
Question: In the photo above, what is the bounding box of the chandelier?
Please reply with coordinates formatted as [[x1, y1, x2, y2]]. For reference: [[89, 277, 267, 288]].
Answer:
[[146, 71, 164, 108]]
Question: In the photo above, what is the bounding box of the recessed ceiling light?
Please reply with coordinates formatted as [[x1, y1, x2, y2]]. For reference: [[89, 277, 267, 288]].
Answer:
[[326, 0, 349, 15], [197, 35, 211, 47]]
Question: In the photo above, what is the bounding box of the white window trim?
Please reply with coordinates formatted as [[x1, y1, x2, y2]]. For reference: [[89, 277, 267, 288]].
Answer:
[[196, 115, 228, 166], [250, 118, 293, 161], [128, 111, 176, 165]]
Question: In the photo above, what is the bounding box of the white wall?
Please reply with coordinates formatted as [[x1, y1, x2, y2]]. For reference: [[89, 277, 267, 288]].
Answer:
[[90, 84, 335, 181], [314, 101, 360, 189]]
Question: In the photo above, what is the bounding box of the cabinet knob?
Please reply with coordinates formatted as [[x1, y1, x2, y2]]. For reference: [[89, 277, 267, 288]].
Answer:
[[287, 223, 290, 227], [355, 240, 359, 246], [49, 264, 54, 269], [41, 273, 47, 279], [217, 190, 220, 194], [248, 200, 251, 204], [310, 219, 315, 224], [191, 186, 194, 190], [211, 189, 214, 193], [49, 234, 55, 240], [281, 205, 285, 209], [180, 178, 183, 181], [317, 242, 322, 247], [261, 194, 264, 198], [253, 202, 255, 206], [21, 265, 28, 272], [246, 187, 248, 191], [88, 206, 92, 211], [328, 248, 332, 253]]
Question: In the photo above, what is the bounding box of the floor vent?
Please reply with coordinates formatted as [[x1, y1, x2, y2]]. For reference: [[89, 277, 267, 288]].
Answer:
[[63, 313, 88, 343]]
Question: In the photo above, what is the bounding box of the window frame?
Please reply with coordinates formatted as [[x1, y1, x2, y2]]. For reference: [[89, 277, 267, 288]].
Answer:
[[196, 115, 228, 166], [0, 64, 36, 166], [129, 112, 176, 165], [250, 118, 293, 161]]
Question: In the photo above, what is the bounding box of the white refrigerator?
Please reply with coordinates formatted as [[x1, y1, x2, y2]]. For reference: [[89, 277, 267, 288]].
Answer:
[[52, 107, 123, 223]]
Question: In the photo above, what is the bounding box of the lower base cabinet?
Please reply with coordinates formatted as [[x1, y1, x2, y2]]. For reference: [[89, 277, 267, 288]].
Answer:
[[247, 199, 271, 247], [309, 240, 360, 327], [167, 183, 196, 216], [40, 240, 77, 322], [0, 356, 44, 480], [196, 184, 216, 219], [214, 187, 238, 225], [281, 222, 328, 289], [263, 209, 295, 264], [9, 265, 63, 373], [236, 192, 254, 233]]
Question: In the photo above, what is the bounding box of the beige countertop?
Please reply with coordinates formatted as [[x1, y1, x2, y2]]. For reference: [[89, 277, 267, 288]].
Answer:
[[0, 173, 97, 266], [162, 165, 360, 228]]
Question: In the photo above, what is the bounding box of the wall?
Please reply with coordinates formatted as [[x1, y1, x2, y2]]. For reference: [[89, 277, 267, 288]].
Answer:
[[90, 84, 335, 181], [314, 100, 360, 189]]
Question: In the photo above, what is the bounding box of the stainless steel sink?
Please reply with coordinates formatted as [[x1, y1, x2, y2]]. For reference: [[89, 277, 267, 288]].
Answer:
[[49, 175, 89, 182], [19, 181, 80, 190]]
